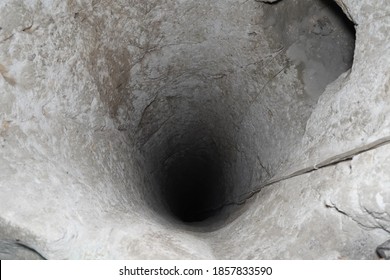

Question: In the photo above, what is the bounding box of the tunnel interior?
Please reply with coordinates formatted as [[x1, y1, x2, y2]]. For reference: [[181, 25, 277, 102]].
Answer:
[[162, 133, 223, 222], [130, 0, 356, 224]]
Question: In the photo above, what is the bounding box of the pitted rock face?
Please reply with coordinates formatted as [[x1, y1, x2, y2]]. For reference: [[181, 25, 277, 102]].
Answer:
[[0, 0, 389, 259]]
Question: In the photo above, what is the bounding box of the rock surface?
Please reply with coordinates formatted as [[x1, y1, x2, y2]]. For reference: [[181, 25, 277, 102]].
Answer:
[[0, 0, 389, 259]]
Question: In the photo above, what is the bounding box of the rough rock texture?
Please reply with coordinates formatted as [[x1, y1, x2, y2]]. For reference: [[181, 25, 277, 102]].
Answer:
[[209, 145, 390, 259], [0, 0, 389, 259]]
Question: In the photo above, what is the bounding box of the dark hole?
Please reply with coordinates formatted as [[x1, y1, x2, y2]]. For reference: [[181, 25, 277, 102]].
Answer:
[[161, 140, 224, 223]]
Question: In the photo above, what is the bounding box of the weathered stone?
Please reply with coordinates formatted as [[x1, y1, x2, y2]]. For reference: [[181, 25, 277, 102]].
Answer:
[[0, 0, 389, 259], [377, 240, 390, 260]]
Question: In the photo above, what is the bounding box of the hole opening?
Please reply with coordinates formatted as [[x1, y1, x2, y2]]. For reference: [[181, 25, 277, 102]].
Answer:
[[134, 0, 356, 227]]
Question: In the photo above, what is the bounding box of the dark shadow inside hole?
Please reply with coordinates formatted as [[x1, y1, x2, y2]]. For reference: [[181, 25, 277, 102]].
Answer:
[[319, 0, 356, 30], [162, 147, 223, 223]]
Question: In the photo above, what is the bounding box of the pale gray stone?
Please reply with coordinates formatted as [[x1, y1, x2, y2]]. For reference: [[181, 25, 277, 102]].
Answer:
[[0, 0, 389, 259], [376, 240, 390, 260]]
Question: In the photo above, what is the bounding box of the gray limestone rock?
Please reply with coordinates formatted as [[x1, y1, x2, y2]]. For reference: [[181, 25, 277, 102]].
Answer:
[[376, 240, 390, 260], [0, 0, 389, 259]]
